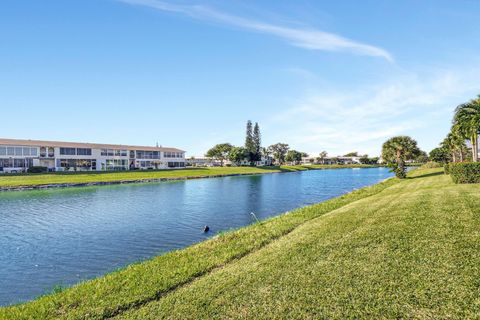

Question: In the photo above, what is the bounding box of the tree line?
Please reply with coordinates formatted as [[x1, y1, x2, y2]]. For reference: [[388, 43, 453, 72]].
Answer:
[[205, 121, 308, 166], [205, 121, 391, 167], [429, 95, 480, 163], [380, 94, 480, 179]]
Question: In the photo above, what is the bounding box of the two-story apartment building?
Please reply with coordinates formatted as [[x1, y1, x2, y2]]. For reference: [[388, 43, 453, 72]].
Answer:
[[0, 138, 185, 173]]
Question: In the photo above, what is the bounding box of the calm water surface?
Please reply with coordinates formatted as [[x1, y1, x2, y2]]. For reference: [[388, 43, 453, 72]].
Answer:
[[0, 167, 392, 306]]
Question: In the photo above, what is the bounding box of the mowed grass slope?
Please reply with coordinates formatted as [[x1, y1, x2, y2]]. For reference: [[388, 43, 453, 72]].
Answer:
[[0, 164, 375, 188], [116, 168, 480, 319]]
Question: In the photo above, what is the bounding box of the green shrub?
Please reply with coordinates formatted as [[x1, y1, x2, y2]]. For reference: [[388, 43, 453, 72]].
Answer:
[[444, 163, 450, 175], [420, 161, 442, 169], [27, 166, 48, 173], [449, 162, 480, 184]]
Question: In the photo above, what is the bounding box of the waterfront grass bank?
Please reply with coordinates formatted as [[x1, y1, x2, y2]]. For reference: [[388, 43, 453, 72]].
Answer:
[[1, 166, 394, 319], [0, 164, 377, 191], [4, 168, 474, 319]]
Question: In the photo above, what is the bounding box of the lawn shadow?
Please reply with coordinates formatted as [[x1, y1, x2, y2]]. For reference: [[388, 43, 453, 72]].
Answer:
[[409, 171, 445, 179]]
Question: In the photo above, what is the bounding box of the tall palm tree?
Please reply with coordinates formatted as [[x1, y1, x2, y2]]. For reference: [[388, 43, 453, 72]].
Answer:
[[442, 134, 456, 163], [451, 125, 468, 162], [441, 129, 466, 163], [454, 96, 480, 162]]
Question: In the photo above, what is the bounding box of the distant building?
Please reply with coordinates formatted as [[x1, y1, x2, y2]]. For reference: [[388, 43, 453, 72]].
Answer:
[[336, 156, 362, 164], [235, 155, 273, 167], [0, 138, 185, 173], [301, 157, 315, 164], [185, 157, 215, 167], [303, 156, 363, 165]]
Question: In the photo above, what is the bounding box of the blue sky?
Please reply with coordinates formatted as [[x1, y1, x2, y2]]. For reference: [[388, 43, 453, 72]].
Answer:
[[1, 0, 479, 157]]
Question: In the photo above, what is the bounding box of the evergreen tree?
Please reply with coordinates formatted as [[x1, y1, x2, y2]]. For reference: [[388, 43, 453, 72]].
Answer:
[[253, 122, 261, 162], [245, 120, 255, 163]]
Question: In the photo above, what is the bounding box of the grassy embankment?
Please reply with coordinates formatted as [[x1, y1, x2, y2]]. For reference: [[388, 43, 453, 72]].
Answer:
[[0, 164, 376, 189], [3, 167, 477, 319]]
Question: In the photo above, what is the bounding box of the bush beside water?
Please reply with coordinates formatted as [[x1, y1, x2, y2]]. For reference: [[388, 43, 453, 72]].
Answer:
[[449, 163, 480, 184], [420, 161, 443, 169]]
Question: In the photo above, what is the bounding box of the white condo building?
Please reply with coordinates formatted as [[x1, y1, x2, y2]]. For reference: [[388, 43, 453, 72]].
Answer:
[[0, 138, 185, 173]]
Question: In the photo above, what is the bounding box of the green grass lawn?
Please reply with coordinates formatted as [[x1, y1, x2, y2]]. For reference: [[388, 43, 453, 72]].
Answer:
[[3, 167, 475, 319], [0, 164, 375, 188]]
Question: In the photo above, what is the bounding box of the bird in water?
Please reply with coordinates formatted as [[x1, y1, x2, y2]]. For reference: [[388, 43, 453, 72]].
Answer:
[[203, 225, 210, 233]]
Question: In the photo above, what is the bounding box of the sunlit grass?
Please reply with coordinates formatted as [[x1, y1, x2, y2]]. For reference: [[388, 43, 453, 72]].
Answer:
[[118, 168, 480, 319]]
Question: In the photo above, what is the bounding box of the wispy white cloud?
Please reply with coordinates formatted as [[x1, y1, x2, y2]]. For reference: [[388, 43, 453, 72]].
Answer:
[[119, 0, 393, 61], [268, 68, 480, 156]]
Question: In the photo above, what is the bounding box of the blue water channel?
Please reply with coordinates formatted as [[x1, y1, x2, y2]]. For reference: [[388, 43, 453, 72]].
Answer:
[[0, 167, 393, 306]]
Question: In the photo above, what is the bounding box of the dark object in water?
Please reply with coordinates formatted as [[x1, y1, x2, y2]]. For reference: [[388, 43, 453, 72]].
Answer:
[[203, 225, 210, 233]]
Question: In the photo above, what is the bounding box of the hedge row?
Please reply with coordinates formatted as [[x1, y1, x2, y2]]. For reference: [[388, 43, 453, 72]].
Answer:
[[448, 162, 480, 184], [27, 166, 48, 173]]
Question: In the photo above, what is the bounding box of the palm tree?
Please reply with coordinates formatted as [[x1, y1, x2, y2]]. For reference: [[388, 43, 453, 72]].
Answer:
[[442, 126, 468, 163], [442, 133, 457, 163], [382, 136, 421, 178], [318, 151, 328, 164], [451, 124, 468, 162], [453, 96, 480, 162]]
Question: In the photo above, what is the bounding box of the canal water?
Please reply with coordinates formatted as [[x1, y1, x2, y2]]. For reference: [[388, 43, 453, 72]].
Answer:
[[0, 167, 393, 306]]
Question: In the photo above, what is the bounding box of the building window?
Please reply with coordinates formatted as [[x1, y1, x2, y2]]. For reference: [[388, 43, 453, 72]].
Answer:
[[168, 161, 185, 168], [135, 150, 161, 159], [76, 148, 92, 156], [59, 159, 92, 169], [0, 159, 13, 167], [101, 149, 116, 156], [14, 159, 26, 167], [164, 152, 183, 158], [60, 148, 76, 155], [60, 159, 74, 168], [0, 147, 6, 156], [106, 159, 127, 171], [111, 149, 128, 157], [0, 158, 33, 168]]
